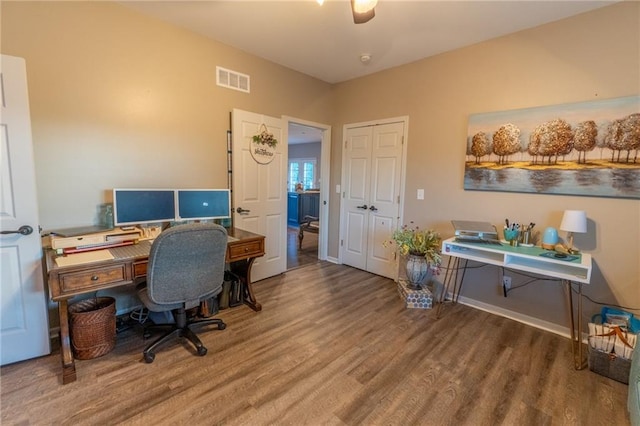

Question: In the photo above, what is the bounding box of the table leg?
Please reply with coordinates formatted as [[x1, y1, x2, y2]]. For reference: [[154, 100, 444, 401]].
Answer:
[[230, 257, 262, 312], [566, 280, 586, 370], [453, 259, 469, 304], [57, 299, 77, 384], [436, 257, 456, 318]]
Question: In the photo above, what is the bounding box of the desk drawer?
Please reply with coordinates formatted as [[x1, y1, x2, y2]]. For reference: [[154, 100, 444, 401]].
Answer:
[[228, 240, 264, 261], [60, 265, 128, 293], [133, 261, 147, 278]]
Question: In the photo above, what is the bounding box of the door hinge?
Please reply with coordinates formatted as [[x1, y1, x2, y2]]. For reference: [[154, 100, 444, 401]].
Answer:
[[401, 135, 404, 144], [397, 195, 400, 203], [340, 239, 344, 246], [344, 140, 347, 149]]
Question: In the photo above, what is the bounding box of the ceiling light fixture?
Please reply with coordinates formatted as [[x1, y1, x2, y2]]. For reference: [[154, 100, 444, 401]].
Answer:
[[351, 0, 377, 24], [316, 0, 324, 5]]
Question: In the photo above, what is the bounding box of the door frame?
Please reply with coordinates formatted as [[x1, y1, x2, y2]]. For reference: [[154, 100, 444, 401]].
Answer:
[[338, 116, 409, 278], [283, 116, 331, 261]]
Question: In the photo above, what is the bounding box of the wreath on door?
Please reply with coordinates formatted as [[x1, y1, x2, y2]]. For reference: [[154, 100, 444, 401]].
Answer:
[[251, 123, 278, 164]]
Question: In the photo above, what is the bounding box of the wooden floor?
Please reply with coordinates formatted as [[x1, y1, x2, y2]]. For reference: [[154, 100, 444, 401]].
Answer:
[[1, 262, 630, 425], [287, 225, 318, 270]]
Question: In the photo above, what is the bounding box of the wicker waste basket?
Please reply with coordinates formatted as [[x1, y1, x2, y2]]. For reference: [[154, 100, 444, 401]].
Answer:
[[68, 297, 116, 360]]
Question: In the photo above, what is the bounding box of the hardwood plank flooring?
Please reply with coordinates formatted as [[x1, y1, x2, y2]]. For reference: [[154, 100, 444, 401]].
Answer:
[[287, 226, 318, 270], [1, 262, 630, 425]]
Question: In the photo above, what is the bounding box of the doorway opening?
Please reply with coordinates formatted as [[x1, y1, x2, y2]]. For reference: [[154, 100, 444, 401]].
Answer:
[[285, 118, 331, 270]]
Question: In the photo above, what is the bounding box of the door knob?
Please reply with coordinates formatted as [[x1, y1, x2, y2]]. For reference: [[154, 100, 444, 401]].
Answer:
[[0, 225, 34, 236], [369, 205, 378, 212], [356, 205, 368, 210], [236, 207, 251, 214]]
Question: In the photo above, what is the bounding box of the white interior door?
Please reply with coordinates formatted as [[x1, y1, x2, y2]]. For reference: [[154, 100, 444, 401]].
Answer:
[[341, 121, 405, 279], [232, 109, 286, 281], [1, 55, 51, 365]]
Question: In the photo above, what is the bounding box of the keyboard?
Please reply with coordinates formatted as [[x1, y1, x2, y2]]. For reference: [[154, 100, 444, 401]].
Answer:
[[454, 237, 503, 245]]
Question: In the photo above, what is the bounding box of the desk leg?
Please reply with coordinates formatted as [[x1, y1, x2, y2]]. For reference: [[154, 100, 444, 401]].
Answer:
[[453, 259, 468, 304], [436, 257, 457, 318], [566, 280, 586, 370], [57, 299, 77, 384], [230, 257, 262, 312]]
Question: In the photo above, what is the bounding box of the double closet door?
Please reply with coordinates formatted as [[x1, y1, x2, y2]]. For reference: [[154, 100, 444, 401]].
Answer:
[[341, 121, 406, 279]]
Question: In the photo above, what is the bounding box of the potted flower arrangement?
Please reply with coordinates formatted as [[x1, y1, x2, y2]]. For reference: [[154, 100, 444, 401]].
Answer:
[[386, 222, 442, 289], [252, 124, 278, 148]]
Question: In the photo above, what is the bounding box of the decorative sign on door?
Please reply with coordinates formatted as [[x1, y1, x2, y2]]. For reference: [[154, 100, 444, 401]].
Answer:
[[250, 123, 278, 164], [464, 95, 640, 199]]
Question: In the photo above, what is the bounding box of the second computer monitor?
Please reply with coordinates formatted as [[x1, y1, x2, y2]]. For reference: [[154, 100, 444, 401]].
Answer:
[[177, 189, 231, 221]]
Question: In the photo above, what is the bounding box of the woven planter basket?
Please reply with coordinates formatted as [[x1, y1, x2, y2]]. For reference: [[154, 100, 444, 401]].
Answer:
[[68, 297, 116, 360]]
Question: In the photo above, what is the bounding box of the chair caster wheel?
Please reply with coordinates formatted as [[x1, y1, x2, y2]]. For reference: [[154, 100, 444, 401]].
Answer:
[[144, 352, 155, 363], [218, 323, 226, 330], [143, 330, 151, 339], [197, 346, 207, 356]]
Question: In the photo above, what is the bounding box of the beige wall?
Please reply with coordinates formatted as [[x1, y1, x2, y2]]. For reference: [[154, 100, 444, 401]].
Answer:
[[331, 2, 640, 328], [2, 1, 638, 330], [1, 1, 332, 229]]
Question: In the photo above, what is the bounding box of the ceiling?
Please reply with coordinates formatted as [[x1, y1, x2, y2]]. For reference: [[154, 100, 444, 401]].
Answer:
[[121, 0, 616, 85], [120, 0, 617, 145]]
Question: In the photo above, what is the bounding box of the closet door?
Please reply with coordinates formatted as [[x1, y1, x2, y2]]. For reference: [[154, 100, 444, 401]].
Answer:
[[341, 121, 404, 278]]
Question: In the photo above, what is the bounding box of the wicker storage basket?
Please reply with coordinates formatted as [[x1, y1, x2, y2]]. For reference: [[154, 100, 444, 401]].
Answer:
[[68, 297, 116, 360]]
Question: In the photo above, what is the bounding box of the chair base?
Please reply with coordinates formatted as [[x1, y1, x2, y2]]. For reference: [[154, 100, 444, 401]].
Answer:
[[142, 308, 226, 363]]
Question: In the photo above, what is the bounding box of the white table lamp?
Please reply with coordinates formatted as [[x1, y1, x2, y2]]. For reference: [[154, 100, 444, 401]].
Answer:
[[559, 210, 587, 253]]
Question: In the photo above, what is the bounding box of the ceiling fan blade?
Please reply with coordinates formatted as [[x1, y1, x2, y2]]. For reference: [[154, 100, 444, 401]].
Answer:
[[351, 0, 375, 24]]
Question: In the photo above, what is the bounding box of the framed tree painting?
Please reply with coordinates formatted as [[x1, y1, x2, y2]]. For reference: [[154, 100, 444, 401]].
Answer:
[[464, 95, 640, 199]]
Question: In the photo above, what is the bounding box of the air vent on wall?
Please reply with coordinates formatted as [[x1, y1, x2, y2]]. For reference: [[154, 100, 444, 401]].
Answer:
[[216, 66, 250, 93]]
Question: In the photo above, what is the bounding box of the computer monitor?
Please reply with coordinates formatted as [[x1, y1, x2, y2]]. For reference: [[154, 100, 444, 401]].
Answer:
[[113, 189, 176, 226], [177, 189, 231, 221]]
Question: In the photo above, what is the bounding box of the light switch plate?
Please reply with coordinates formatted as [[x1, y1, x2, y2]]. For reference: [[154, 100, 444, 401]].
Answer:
[[417, 189, 425, 200]]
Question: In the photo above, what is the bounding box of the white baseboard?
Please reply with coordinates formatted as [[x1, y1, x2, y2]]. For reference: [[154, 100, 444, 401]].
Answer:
[[454, 294, 585, 341], [326, 256, 339, 264]]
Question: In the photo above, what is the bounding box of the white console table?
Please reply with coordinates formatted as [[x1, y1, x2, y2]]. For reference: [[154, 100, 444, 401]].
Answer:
[[439, 237, 592, 369]]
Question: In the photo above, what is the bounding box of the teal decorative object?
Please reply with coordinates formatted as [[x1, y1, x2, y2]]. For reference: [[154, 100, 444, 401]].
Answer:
[[542, 227, 559, 249]]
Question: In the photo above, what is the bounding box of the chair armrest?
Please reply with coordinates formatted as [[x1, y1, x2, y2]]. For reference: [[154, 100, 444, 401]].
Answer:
[[300, 215, 319, 227]]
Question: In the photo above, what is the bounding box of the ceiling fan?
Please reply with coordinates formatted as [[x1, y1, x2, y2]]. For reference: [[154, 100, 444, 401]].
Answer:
[[351, 0, 378, 24], [318, 0, 378, 24]]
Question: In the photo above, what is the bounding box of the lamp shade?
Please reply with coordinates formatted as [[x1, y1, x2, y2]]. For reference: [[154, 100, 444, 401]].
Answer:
[[559, 210, 587, 233]]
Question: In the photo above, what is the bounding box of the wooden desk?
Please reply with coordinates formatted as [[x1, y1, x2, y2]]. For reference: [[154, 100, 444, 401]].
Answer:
[[439, 237, 592, 370], [45, 227, 265, 384]]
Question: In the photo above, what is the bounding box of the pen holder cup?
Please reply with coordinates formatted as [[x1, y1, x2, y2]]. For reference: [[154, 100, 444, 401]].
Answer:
[[504, 229, 520, 246], [520, 230, 531, 245]]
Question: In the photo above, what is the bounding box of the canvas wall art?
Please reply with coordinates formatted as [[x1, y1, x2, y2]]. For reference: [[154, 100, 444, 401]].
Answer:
[[464, 95, 640, 199]]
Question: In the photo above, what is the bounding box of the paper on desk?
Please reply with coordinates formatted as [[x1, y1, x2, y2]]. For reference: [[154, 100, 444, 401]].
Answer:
[[55, 250, 114, 267]]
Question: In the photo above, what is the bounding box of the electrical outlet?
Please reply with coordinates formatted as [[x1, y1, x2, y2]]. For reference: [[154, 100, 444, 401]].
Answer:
[[502, 275, 512, 289]]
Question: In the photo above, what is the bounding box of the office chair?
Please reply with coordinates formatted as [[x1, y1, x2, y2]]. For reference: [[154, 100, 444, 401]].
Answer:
[[137, 223, 227, 363]]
